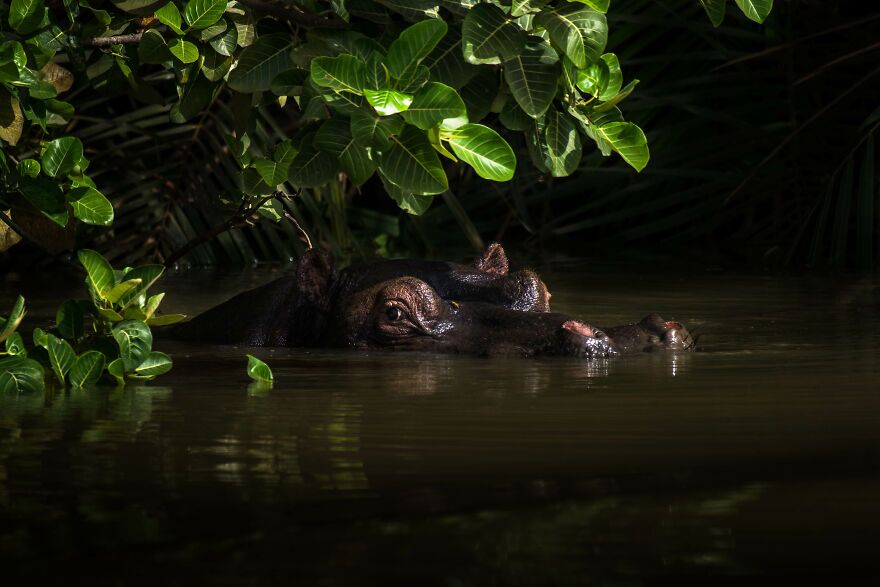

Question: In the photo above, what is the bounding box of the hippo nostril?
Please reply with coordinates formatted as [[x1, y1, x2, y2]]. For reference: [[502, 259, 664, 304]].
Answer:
[[562, 320, 594, 338]]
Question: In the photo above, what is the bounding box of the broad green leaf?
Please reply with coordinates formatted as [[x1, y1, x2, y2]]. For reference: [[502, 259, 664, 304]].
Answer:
[[378, 170, 434, 215], [425, 28, 478, 89], [351, 109, 404, 149], [427, 126, 458, 162], [67, 186, 114, 226], [379, 125, 448, 195], [401, 82, 467, 130], [594, 78, 638, 112], [699, 0, 726, 26], [310, 54, 366, 95], [41, 136, 84, 178], [104, 278, 142, 304], [134, 351, 173, 377], [364, 89, 413, 116], [288, 140, 338, 187], [19, 159, 40, 177], [183, 0, 226, 29], [96, 307, 124, 322], [116, 264, 164, 308], [155, 2, 184, 34], [735, 0, 772, 23], [145, 313, 186, 326], [315, 117, 377, 185], [271, 68, 308, 96], [462, 3, 527, 64], [107, 358, 125, 385], [209, 19, 238, 56], [32, 327, 48, 348], [576, 58, 609, 97], [69, 351, 106, 387], [125, 307, 148, 321], [543, 109, 582, 177], [246, 354, 273, 383], [386, 18, 448, 81], [138, 29, 174, 64], [196, 15, 228, 40], [571, 0, 609, 12], [201, 48, 232, 82], [0, 295, 25, 344], [229, 10, 255, 46], [499, 98, 532, 131], [144, 293, 164, 319], [598, 53, 622, 101], [591, 121, 649, 171], [0, 356, 44, 393], [240, 167, 273, 196], [46, 333, 76, 384], [5, 332, 26, 356], [77, 249, 116, 297], [228, 33, 292, 92], [168, 38, 200, 63], [112, 319, 152, 371], [9, 0, 45, 35], [253, 158, 289, 186], [55, 299, 84, 340], [443, 123, 515, 181], [503, 39, 560, 118], [18, 175, 68, 226], [536, 5, 607, 69]]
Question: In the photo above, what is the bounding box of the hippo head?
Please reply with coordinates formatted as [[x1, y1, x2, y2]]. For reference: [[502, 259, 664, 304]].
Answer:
[[323, 274, 617, 358]]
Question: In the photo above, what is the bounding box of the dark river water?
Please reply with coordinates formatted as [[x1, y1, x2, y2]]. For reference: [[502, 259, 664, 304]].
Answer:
[[2, 260, 879, 585]]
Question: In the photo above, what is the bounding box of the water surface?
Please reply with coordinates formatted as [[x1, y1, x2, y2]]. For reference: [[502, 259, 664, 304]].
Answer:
[[2, 261, 879, 585]]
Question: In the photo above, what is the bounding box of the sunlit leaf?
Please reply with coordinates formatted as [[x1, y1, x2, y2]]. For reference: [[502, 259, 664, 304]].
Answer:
[[0, 356, 45, 393], [41, 136, 84, 178], [134, 351, 173, 377], [155, 2, 184, 34], [228, 34, 292, 92], [378, 125, 448, 195], [0, 295, 25, 344], [310, 54, 367, 95], [462, 3, 527, 64], [67, 186, 114, 226], [386, 18, 448, 81], [735, 0, 772, 24], [46, 333, 76, 384], [69, 351, 106, 387], [183, 0, 226, 30], [246, 354, 273, 383], [591, 121, 649, 171], [503, 38, 560, 118], [112, 319, 153, 371], [536, 5, 607, 69], [543, 108, 582, 177], [77, 249, 116, 297], [364, 88, 413, 116], [443, 123, 515, 181], [401, 82, 467, 130]]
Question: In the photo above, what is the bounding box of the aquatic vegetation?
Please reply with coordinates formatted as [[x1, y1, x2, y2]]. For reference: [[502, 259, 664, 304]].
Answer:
[[0, 250, 183, 392], [246, 354, 274, 385]]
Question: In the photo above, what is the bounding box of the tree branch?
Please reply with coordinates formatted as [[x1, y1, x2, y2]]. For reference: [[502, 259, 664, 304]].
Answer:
[[82, 32, 145, 47]]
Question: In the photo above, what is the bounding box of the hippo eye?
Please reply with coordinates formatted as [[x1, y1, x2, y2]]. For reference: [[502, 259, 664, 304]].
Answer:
[[386, 306, 403, 322]]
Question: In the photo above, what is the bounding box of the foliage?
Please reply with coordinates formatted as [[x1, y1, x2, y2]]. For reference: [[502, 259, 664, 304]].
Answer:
[[0, 249, 182, 391], [246, 353, 273, 383]]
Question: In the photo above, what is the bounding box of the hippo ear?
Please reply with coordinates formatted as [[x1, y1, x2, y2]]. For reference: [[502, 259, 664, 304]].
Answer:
[[474, 242, 509, 276], [297, 249, 335, 307]]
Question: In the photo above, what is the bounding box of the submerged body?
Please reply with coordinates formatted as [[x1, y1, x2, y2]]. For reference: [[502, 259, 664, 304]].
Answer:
[[173, 244, 694, 358]]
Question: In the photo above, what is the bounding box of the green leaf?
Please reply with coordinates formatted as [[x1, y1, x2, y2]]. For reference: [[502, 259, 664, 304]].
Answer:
[[253, 158, 288, 186], [386, 18, 448, 81], [425, 28, 478, 89], [68, 351, 106, 387], [735, 0, 772, 23], [55, 299, 84, 340], [104, 278, 143, 304], [271, 68, 308, 96], [144, 293, 164, 319], [134, 351, 173, 378], [9, 0, 46, 35], [315, 117, 377, 185], [246, 354, 273, 383], [443, 123, 515, 181], [598, 53, 622, 101], [288, 140, 338, 188], [228, 33, 292, 92], [699, 0, 726, 26], [18, 159, 40, 178], [378, 170, 433, 215], [183, 0, 226, 29], [310, 54, 367, 95], [107, 358, 125, 385], [209, 19, 238, 56], [18, 175, 68, 226], [365, 89, 413, 116], [351, 108, 403, 149], [168, 38, 200, 63], [32, 327, 48, 348], [543, 109, 582, 177], [462, 3, 527, 64], [570, 0, 609, 13], [67, 186, 114, 226], [112, 319, 153, 371], [594, 78, 638, 112], [0, 295, 25, 344], [591, 121, 649, 171], [138, 29, 174, 64], [116, 264, 164, 308], [155, 2, 184, 34], [0, 356, 44, 393], [96, 307, 124, 322], [145, 313, 186, 326], [503, 39, 560, 118], [77, 249, 116, 297], [379, 125, 448, 195], [576, 57, 609, 97], [499, 98, 532, 131], [5, 332, 26, 356], [401, 82, 467, 130], [536, 5, 607, 69], [46, 333, 76, 384], [171, 71, 217, 122], [41, 137, 84, 178]]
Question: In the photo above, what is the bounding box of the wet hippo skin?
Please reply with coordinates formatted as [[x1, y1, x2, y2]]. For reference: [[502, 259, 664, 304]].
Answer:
[[171, 244, 693, 358]]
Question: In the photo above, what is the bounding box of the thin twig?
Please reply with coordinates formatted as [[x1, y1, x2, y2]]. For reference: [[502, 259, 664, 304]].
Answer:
[[275, 191, 313, 249], [82, 32, 145, 47]]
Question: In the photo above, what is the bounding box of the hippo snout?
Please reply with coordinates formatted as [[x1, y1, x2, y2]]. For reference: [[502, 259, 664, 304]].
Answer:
[[558, 320, 619, 358]]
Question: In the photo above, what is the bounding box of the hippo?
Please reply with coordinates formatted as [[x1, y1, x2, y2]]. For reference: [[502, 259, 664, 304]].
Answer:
[[172, 244, 694, 358]]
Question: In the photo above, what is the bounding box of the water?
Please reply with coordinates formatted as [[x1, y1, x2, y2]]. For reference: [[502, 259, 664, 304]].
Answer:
[[2, 261, 879, 585]]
